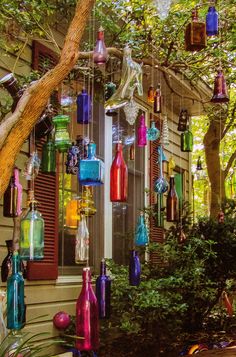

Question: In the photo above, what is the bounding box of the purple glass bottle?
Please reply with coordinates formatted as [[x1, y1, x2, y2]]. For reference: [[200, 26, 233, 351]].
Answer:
[[137, 113, 147, 147], [76, 89, 92, 124], [129, 250, 141, 286], [206, 6, 218, 36], [96, 260, 111, 319], [76, 267, 99, 351]]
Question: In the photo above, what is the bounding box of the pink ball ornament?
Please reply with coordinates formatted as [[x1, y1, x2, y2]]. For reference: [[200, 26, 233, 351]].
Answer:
[[53, 311, 71, 330]]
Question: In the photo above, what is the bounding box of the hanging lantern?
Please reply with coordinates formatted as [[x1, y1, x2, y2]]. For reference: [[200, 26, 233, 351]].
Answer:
[[79, 141, 104, 186], [80, 187, 97, 216], [147, 121, 160, 141], [96, 260, 111, 319], [137, 113, 147, 147], [154, 146, 169, 194], [41, 135, 56, 173], [218, 209, 224, 223], [166, 175, 179, 222], [23, 151, 41, 180], [155, 0, 172, 20], [147, 86, 155, 103], [105, 82, 117, 117], [153, 84, 162, 114], [206, 6, 218, 36], [135, 212, 149, 246], [76, 89, 92, 124], [161, 115, 169, 147], [65, 143, 80, 175], [196, 156, 203, 171], [65, 197, 81, 229], [211, 68, 229, 103], [52, 114, 71, 153], [185, 9, 207, 51], [129, 250, 141, 286], [20, 198, 44, 260], [110, 142, 128, 202], [168, 156, 176, 176], [93, 26, 108, 65], [181, 128, 193, 152], [177, 109, 189, 132], [75, 215, 89, 263], [3, 167, 22, 217], [129, 143, 135, 161], [123, 100, 139, 125]]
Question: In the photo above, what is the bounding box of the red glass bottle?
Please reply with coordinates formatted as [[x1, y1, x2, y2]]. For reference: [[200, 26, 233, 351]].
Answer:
[[166, 175, 179, 222], [93, 27, 108, 65], [76, 267, 99, 351], [110, 142, 128, 202]]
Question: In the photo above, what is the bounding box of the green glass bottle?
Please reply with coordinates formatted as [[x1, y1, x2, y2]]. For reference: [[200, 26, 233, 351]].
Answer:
[[7, 251, 25, 330], [181, 128, 193, 152], [52, 114, 71, 153], [20, 200, 44, 260], [41, 135, 56, 173]]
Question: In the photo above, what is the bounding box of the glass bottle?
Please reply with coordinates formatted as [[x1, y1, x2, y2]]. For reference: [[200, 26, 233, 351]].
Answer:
[[7, 251, 25, 330], [181, 128, 193, 152], [76, 267, 99, 351], [185, 9, 207, 51], [79, 142, 104, 186], [137, 113, 147, 147], [129, 143, 135, 161], [0, 73, 23, 111], [52, 114, 71, 153], [166, 175, 179, 222], [65, 197, 81, 229], [110, 142, 128, 202], [76, 89, 92, 124], [147, 121, 160, 141], [135, 212, 148, 246], [129, 250, 141, 286], [3, 167, 22, 218], [154, 146, 169, 194], [80, 187, 97, 216], [153, 84, 162, 113], [211, 68, 229, 103], [93, 27, 108, 65], [147, 86, 155, 103], [20, 199, 44, 260], [1, 240, 13, 282], [206, 6, 218, 36], [96, 260, 111, 319], [41, 135, 56, 173], [177, 109, 189, 132], [196, 156, 203, 171], [75, 215, 89, 263]]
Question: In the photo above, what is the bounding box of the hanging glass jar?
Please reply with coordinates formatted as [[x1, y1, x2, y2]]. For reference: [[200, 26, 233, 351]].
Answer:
[[41, 135, 56, 173], [80, 187, 97, 216], [20, 199, 44, 260], [181, 128, 193, 152], [75, 215, 89, 263], [3, 167, 22, 218], [137, 113, 147, 147], [79, 142, 104, 186], [93, 27, 108, 65], [65, 142, 80, 175], [52, 114, 71, 152], [206, 6, 218, 36], [211, 68, 229, 103], [177, 109, 189, 132], [96, 260, 111, 319], [76, 267, 99, 351], [185, 9, 207, 51], [129, 250, 141, 286], [166, 175, 179, 222], [147, 121, 160, 141], [147, 86, 155, 103], [65, 197, 81, 229], [76, 89, 92, 124], [110, 142, 128, 202], [135, 212, 149, 246], [153, 84, 162, 114]]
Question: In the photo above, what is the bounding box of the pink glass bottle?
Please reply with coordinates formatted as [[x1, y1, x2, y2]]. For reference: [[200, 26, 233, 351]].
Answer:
[[93, 27, 108, 65], [137, 113, 147, 147], [110, 142, 128, 202], [76, 267, 99, 351]]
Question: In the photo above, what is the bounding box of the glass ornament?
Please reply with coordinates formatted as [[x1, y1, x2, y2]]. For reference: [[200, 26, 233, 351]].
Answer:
[[147, 121, 160, 141], [76, 267, 99, 351], [137, 113, 147, 147], [211, 68, 229, 103], [181, 129, 193, 152], [185, 9, 207, 51], [110, 142, 128, 202], [7, 252, 25, 330], [93, 27, 108, 65], [147, 85, 155, 103], [65, 197, 81, 229], [75, 215, 89, 263], [66, 143, 80, 175], [53, 311, 71, 330], [196, 156, 203, 171], [168, 156, 176, 176], [52, 114, 71, 153], [20, 199, 44, 260], [206, 6, 218, 36], [80, 187, 97, 216], [77, 89, 92, 124], [1, 240, 13, 283], [129, 250, 141, 286], [96, 260, 111, 319], [155, 0, 172, 20], [3, 167, 22, 217], [177, 109, 189, 132], [123, 99, 139, 125], [0, 73, 23, 111], [135, 212, 148, 246], [129, 143, 135, 161], [23, 151, 41, 180], [166, 175, 179, 222], [41, 135, 56, 173], [79, 142, 104, 186], [154, 84, 162, 114], [161, 115, 169, 147], [105, 45, 143, 110], [154, 146, 169, 194], [105, 82, 117, 117]]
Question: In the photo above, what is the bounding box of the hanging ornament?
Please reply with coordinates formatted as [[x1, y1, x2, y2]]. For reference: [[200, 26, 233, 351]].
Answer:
[[96, 260, 111, 319], [137, 113, 147, 147], [161, 115, 169, 147], [79, 141, 104, 186], [181, 127, 193, 152], [135, 212, 149, 246], [53, 311, 71, 330], [76, 267, 99, 351], [147, 85, 155, 103], [41, 135, 56, 173], [93, 26, 108, 65], [218, 209, 224, 223], [154, 146, 169, 194], [154, 0, 172, 20], [65, 143, 80, 175], [76, 89, 92, 124], [177, 109, 189, 132], [177, 226, 187, 244], [65, 197, 81, 229], [110, 142, 128, 202], [3, 167, 22, 217], [20, 198, 44, 260], [80, 187, 97, 216], [105, 82, 117, 117], [123, 99, 139, 125], [153, 84, 162, 114], [129, 143, 135, 161], [185, 9, 207, 51], [147, 121, 160, 141], [23, 151, 41, 180], [75, 215, 89, 263], [166, 175, 179, 222], [52, 114, 71, 153], [105, 45, 143, 110], [168, 156, 176, 176], [129, 250, 141, 286], [206, 6, 218, 36], [211, 68, 229, 103], [196, 156, 203, 171]]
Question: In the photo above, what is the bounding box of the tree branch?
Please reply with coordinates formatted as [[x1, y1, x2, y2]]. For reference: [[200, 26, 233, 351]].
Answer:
[[224, 150, 236, 179], [222, 105, 236, 139]]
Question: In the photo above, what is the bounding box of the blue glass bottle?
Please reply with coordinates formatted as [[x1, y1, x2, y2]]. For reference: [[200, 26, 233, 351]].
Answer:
[[96, 260, 111, 319], [129, 250, 141, 286], [147, 121, 160, 141], [135, 213, 148, 246], [77, 89, 91, 124], [79, 142, 104, 186], [206, 6, 218, 36], [7, 251, 25, 330]]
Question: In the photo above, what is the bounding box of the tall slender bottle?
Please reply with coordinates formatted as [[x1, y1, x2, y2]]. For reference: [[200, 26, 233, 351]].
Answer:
[[96, 260, 111, 319], [76, 267, 99, 351], [153, 84, 162, 114], [3, 167, 22, 218], [7, 251, 25, 330], [110, 142, 128, 202], [137, 114, 147, 147], [129, 250, 141, 286], [166, 175, 179, 222]]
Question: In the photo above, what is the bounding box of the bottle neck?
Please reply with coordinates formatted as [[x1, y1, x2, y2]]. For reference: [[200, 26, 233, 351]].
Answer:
[[169, 176, 175, 189], [97, 31, 104, 41], [0, 74, 22, 100], [82, 267, 92, 288], [12, 253, 19, 274], [116, 143, 123, 155], [13, 168, 20, 183], [88, 143, 96, 159], [100, 261, 106, 275], [139, 115, 145, 127], [192, 9, 198, 22]]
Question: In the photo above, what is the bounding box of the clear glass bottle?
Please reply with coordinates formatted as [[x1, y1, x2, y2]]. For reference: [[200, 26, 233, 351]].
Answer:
[[76, 89, 92, 124], [75, 215, 89, 263], [52, 114, 71, 152], [206, 6, 218, 36], [20, 199, 44, 260], [93, 27, 108, 65], [79, 142, 104, 186], [166, 175, 179, 222], [3, 167, 22, 218], [135, 212, 148, 246], [110, 142, 128, 202], [96, 260, 111, 319], [129, 250, 141, 286], [185, 9, 206, 51], [181, 128, 193, 152], [80, 187, 97, 216], [137, 113, 147, 147], [153, 84, 162, 113], [41, 135, 56, 173]]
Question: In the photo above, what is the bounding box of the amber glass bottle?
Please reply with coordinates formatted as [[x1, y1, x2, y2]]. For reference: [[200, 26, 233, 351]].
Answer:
[[185, 9, 206, 51], [166, 175, 179, 222]]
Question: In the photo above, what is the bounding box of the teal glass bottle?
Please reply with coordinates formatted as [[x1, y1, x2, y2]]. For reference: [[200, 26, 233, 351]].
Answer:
[[135, 213, 148, 246], [181, 128, 193, 152], [20, 200, 44, 260], [52, 114, 71, 153], [147, 121, 160, 141], [7, 251, 25, 330], [41, 135, 56, 173], [79, 142, 104, 186]]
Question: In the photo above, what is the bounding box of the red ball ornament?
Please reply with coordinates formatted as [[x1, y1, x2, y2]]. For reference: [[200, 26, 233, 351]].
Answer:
[[53, 311, 71, 330]]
